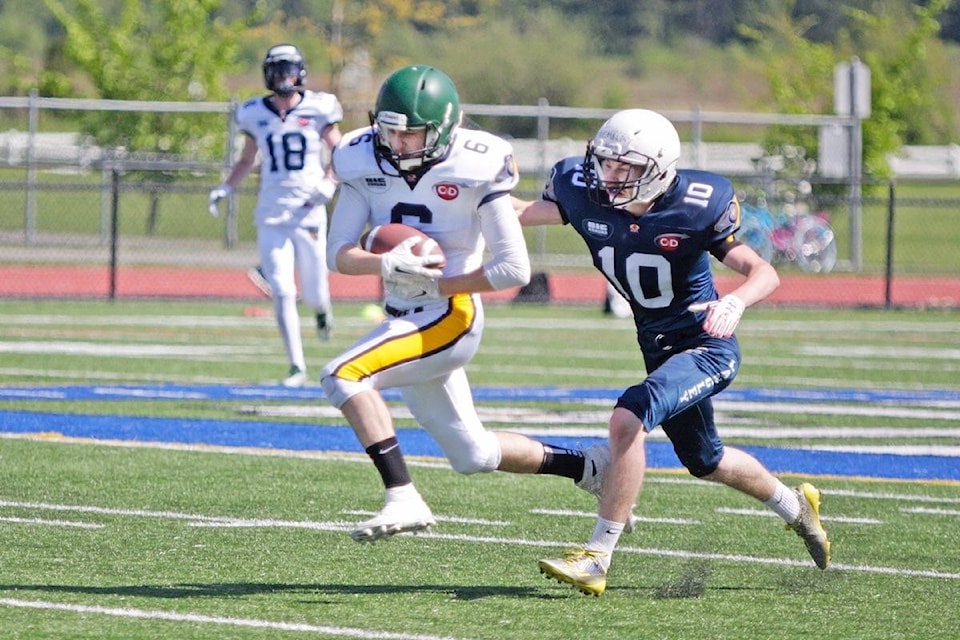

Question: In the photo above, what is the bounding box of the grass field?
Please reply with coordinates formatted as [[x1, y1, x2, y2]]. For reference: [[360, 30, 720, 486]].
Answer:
[[1, 299, 959, 639]]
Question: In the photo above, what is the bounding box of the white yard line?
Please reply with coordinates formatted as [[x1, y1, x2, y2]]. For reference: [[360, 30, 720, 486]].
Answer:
[[0, 598, 456, 640], [715, 507, 883, 525], [243, 402, 960, 433], [531, 508, 702, 525], [0, 516, 104, 529], [2, 497, 958, 580], [900, 506, 960, 516]]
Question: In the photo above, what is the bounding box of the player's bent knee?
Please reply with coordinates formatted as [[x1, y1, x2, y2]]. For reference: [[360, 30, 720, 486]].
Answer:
[[272, 282, 298, 299], [444, 431, 500, 475], [609, 406, 645, 435], [679, 452, 722, 478], [319, 370, 368, 409]]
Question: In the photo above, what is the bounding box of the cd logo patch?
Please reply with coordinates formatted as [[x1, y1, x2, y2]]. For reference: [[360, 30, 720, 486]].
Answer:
[[655, 233, 688, 251], [435, 183, 460, 201]]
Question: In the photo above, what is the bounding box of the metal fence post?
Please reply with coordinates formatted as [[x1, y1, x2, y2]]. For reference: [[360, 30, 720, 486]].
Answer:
[[691, 105, 703, 169], [224, 100, 239, 249], [534, 97, 550, 256], [884, 181, 895, 308], [99, 154, 111, 245], [25, 89, 38, 244], [109, 165, 120, 300]]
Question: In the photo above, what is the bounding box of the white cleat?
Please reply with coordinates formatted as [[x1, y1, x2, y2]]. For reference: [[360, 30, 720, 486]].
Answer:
[[282, 365, 307, 388], [576, 443, 639, 533], [247, 265, 272, 297], [350, 498, 436, 543]]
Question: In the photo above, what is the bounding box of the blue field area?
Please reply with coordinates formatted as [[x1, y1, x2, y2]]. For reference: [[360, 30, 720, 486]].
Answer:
[[2, 383, 960, 405], [1, 384, 958, 482]]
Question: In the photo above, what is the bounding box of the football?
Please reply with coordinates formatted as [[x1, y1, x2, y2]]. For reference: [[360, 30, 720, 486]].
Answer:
[[359, 223, 446, 268]]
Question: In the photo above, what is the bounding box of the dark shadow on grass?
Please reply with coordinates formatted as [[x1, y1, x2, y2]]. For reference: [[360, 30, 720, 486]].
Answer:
[[0, 582, 565, 601]]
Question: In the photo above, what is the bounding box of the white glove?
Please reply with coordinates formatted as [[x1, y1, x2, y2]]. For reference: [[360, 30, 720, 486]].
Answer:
[[385, 271, 442, 301], [380, 236, 444, 282], [208, 184, 232, 217], [689, 294, 745, 338], [314, 177, 337, 204]]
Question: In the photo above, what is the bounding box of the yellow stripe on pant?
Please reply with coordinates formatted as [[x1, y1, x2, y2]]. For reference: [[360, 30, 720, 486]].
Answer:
[[333, 294, 476, 382]]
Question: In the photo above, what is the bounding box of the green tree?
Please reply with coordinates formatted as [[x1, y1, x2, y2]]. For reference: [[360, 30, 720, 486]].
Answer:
[[849, 1, 955, 148], [433, 9, 602, 136], [0, 6, 49, 95], [748, 0, 955, 178], [41, 0, 244, 158]]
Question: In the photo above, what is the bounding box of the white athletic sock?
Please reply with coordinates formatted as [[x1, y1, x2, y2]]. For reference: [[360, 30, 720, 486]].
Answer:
[[586, 517, 623, 570], [764, 481, 801, 523], [385, 483, 421, 504]]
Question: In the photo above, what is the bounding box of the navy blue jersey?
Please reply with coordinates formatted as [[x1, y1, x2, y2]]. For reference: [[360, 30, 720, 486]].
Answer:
[[545, 157, 741, 337]]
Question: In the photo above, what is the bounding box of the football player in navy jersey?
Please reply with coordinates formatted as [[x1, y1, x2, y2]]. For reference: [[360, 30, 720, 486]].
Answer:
[[320, 65, 617, 544], [515, 109, 831, 596], [208, 44, 342, 387]]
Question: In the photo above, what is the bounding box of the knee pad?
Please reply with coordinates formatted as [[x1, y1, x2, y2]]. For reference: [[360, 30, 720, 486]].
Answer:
[[319, 369, 369, 409], [266, 271, 297, 298], [440, 428, 500, 475]]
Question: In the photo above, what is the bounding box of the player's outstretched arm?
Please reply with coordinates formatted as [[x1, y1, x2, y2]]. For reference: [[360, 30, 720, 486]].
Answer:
[[513, 197, 563, 227]]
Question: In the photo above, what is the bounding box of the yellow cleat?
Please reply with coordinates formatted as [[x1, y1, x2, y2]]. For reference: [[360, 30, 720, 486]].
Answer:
[[787, 482, 832, 569], [539, 548, 609, 596]]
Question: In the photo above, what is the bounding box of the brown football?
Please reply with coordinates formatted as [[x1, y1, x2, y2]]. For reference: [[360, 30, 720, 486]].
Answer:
[[359, 223, 446, 268]]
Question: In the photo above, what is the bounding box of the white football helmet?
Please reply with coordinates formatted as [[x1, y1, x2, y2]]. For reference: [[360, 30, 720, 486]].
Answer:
[[584, 109, 681, 208], [263, 44, 306, 96]]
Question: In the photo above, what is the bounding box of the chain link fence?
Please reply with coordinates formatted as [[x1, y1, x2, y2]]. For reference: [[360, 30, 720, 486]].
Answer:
[[1, 97, 958, 308]]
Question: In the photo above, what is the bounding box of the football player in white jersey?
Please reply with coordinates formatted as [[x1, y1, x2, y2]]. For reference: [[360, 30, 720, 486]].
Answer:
[[321, 65, 615, 543], [209, 44, 342, 387]]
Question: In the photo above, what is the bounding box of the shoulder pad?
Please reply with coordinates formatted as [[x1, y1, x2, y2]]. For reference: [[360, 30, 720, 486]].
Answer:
[[332, 126, 378, 180]]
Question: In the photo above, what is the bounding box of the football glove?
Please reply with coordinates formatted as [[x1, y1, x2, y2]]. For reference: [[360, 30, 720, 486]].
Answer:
[[380, 236, 444, 281], [689, 294, 745, 338], [314, 177, 337, 204], [385, 271, 442, 301], [208, 184, 232, 217]]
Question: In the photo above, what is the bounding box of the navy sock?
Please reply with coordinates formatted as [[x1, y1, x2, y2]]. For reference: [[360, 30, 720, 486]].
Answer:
[[538, 444, 586, 480]]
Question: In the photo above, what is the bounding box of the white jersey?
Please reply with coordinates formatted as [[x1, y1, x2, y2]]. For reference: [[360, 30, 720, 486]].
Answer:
[[328, 125, 521, 292], [234, 90, 342, 227]]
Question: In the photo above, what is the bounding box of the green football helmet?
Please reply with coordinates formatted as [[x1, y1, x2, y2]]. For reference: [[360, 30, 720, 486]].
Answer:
[[370, 65, 462, 173]]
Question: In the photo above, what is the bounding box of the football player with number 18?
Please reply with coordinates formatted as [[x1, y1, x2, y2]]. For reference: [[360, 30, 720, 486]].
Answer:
[[208, 44, 342, 387], [515, 109, 832, 596], [321, 65, 621, 544]]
